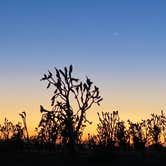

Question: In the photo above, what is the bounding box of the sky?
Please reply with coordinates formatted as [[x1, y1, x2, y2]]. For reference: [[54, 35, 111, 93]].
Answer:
[[0, 0, 166, 135]]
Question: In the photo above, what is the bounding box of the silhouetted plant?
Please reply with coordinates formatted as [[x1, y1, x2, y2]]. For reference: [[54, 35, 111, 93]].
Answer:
[[128, 120, 148, 150], [87, 133, 98, 150], [115, 121, 129, 150], [40, 65, 102, 151], [0, 118, 24, 150], [0, 118, 14, 140], [12, 122, 24, 140], [37, 106, 60, 145], [97, 111, 119, 149], [147, 110, 166, 146], [19, 111, 29, 141]]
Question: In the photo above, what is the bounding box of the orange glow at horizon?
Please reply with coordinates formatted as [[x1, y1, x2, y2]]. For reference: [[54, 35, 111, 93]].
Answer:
[[0, 71, 166, 137]]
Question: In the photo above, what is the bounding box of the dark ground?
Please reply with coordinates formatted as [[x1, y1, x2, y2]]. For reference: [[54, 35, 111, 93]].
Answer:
[[0, 150, 166, 166]]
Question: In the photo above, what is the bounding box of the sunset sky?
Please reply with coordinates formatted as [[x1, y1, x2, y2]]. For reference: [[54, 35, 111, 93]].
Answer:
[[0, 0, 166, 135]]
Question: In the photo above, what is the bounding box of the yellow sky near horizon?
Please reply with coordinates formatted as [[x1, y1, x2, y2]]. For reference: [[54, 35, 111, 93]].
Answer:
[[0, 66, 166, 137], [0, 95, 165, 137]]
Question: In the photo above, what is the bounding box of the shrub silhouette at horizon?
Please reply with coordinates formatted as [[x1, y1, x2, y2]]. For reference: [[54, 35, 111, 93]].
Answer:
[[0, 65, 166, 154], [38, 65, 103, 151]]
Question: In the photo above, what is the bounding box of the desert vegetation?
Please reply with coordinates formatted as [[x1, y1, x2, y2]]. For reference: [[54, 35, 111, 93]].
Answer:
[[1, 65, 166, 165]]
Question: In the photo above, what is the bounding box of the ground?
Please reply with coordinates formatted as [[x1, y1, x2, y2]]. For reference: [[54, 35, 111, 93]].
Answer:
[[0, 150, 166, 166]]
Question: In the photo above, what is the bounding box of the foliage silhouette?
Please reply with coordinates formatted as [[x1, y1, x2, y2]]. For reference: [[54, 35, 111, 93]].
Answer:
[[0, 109, 166, 166], [36, 106, 60, 147], [147, 110, 166, 147], [1, 64, 166, 165], [97, 111, 119, 149], [0, 118, 14, 140], [0, 118, 24, 141], [127, 120, 147, 150], [19, 111, 29, 141], [39, 65, 103, 151], [116, 120, 129, 150], [96, 110, 166, 151]]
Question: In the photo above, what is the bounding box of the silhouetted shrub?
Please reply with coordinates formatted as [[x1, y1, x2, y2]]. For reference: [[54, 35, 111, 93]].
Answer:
[[39, 65, 102, 152]]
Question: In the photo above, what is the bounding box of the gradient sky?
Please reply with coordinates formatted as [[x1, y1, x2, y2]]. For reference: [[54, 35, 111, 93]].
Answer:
[[0, 0, 166, 135]]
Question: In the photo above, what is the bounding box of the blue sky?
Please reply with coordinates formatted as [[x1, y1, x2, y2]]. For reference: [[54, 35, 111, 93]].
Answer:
[[0, 0, 166, 132], [1, 0, 166, 71]]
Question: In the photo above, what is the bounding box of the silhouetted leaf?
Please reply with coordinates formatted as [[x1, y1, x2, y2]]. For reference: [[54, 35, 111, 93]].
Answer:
[[55, 68, 60, 79], [83, 83, 88, 91], [64, 67, 68, 77], [54, 89, 58, 94], [69, 65, 73, 77], [71, 78, 79, 82], [59, 69, 66, 78], [19, 113, 24, 119], [57, 80, 61, 89], [80, 82, 83, 91], [86, 77, 93, 87], [47, 82, 51, 89], [40, 74, 47, 81], [75, 86, 79, 93], [51, 95, 55, 106], [97, 98, 103, 103], [48, 70, 53, 78], [40, 105, 47, 113], [22, 111, 26, 117]]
